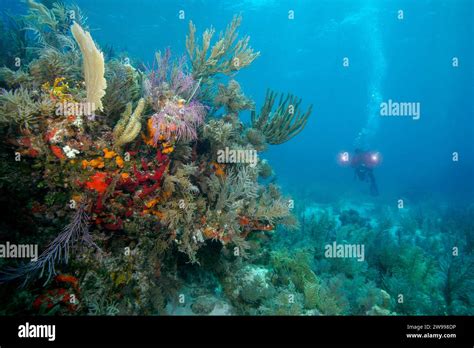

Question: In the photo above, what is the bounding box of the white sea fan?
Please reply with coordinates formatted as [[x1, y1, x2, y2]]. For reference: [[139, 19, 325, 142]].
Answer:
[[71, 22, 107, 112]]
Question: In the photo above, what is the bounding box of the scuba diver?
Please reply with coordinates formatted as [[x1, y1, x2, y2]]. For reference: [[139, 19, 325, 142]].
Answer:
[[340, 149, 380, 196], [351, 149, 379, 196]]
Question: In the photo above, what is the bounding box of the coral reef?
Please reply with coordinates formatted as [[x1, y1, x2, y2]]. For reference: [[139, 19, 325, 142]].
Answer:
[[0, 1, 470, 318], [0, 2, 307, 315], [214, 79, 254, 115], [102, 59, 142, 120], [0, 87, 50, 131], [269, 200, 474, 316]]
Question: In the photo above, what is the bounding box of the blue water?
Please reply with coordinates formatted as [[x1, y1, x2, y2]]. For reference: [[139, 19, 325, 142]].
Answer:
[[3, 0, 472, 204]]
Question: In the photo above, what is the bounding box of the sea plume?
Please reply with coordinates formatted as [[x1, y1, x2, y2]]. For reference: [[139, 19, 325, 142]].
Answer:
[[146, 48, 198, 105], [145, 48, 207, 143], [0, 204, 99, 285], [151, 99, 206, 142]]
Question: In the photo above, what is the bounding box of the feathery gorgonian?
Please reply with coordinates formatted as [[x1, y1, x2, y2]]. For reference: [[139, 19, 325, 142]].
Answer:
[[146, 47, 207, 143], [152, 99, 206, 142], [147, 47, 198, 102], [0, 204, 99, 285]]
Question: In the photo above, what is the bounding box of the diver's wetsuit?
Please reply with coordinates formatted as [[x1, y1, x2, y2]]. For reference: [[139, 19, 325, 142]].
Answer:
[[351, 150, 379, 196]]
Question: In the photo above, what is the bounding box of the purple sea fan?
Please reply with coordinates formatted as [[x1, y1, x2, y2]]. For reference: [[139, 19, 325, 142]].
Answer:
[[147, 47, 198, 103], [170, 56, 197, 98], [152, 99, 207, 143], [0, 204, 100, 286], [145, 47, 207, 143]]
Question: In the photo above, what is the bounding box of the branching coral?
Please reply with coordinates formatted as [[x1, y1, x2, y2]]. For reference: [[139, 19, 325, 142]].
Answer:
[[103, 60, 142, 120], [6, 1, 85, 86], [0, 68, 33, 89], [252, 188, 295, 228], [159, 189, 202, 263], [198, 165, 295, 251], [162, 164, 200, 199], [186, 15, 260, 83], [0, 87, 55, 131], [214, 79, 254, 114], [251, 89, 312, 145], [27, 47, 82, 85], [203, 118, 239, 149], [381, 245, 443, 314], [27, 0, 58, 26], [303, 279, 344, 315], [23, 0, 86, 52], [270, 250, 347, 315], [206, 166, 259, 213], [113, 98, 145, 149], [440, 256, 474, 315], [24, 0, 60, 43], [245, 127, 268, 152]]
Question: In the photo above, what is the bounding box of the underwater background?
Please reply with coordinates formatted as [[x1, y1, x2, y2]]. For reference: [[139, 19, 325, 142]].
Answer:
[[4, 0, 473, 202], [0, 0, 472, 316]]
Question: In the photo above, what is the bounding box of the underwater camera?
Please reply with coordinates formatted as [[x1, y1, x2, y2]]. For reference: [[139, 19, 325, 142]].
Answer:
[[0, 0, 472, 346]]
